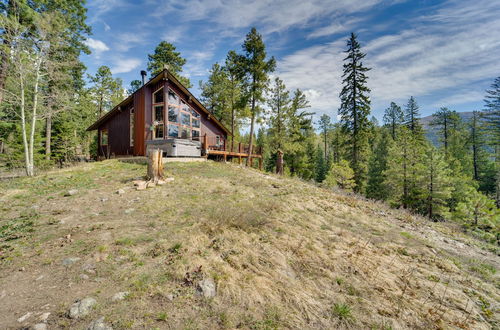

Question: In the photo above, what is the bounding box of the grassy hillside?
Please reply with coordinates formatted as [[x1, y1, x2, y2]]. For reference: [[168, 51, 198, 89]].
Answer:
[[0, 160, 498, 329]]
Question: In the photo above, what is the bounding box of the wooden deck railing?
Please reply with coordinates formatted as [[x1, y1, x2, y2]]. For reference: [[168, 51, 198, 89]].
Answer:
[[202, 134, 262, 156]]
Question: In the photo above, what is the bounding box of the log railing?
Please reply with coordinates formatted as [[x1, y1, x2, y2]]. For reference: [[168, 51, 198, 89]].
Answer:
[[202, 134, 262, 156]]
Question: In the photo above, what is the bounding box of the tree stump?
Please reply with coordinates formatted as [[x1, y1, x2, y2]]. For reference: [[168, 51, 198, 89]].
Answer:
[[147, 149, 164, 183]]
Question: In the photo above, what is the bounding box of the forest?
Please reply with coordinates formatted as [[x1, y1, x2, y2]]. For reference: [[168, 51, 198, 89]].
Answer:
[[0, 1, 499, 244]]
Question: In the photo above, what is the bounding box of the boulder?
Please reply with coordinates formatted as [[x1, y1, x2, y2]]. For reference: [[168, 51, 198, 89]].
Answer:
[[196, 278, 216, 298], [116, 189, 125, 195], [69, 297, 97, 319], [87, 317, 113, 330], [17, 312, 32, 323], [32, 324, 47, 330]]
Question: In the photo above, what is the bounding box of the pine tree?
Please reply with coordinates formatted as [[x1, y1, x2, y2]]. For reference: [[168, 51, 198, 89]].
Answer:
[[384, 127, 425, 209], [224, 50, 245, 149], [331, 123, 344, 163], [200, 63, 230, 123], [239, 27, 276, 167], [404, 96, 422, 135], [383, 102, 403, 140], [366, 130, 391, 200], [128, 80, 142, 94], [338, 32, 371, 191], [421, 146, 453, 220], [430, 107, 460, 154], [147, 41, 191, 87], [482, 77, 500, 207], [88, 66, 123, 118], [318, 114, 331, 158], [315, 146, 327, 182], [324, 159, 356, 191]]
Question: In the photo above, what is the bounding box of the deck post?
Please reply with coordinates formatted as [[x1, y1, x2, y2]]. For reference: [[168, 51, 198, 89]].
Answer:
[[259, 157, 262, 170], [238, 142, 242, 154], [203, 134, 208, 155], [239, 156, 242, 164]]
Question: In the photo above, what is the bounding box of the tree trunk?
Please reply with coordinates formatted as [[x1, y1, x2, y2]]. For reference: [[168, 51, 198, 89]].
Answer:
[[246, 98, 256, 167], [276, 150, 284, 175], [45, 114, 52, 160], [147, 149, 164, 183]]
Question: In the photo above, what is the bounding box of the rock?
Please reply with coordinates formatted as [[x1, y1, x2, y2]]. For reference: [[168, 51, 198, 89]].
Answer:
[[32, 323, 47, 330], [124, 208, 135, 214], [69, 297, 97, 319], [116, 189, 125, 195], [164, 177, 174, 182], [100, 197, 108, 202], [80, 274, 90, 280], [166, 294, 174, 301], [62, 257, 81, 266], [196, 278, 216, 298], [87, 317, 113, 330], [17, 312, 32, 323], [112, 291, 129, 301], [136, 181, 147, 191], [65, 189, 78, 197], [82, 263, 96, 274], [146, 181, 156, 188], [39, 312, 50, 322]]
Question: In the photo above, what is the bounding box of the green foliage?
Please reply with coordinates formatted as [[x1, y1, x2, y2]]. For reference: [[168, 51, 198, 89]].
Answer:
[[331, 303, 354, 322], [366, 130, 391, 200], [404, 96, 423, 135], [128, 80, 142, 94], [315, 147, 327, 183], [88, 66, 124, 117], [147, 41, 191, 87], [338, 33, 371, 192], [324, 159, 356, 191], [383, 102, 403, 140]]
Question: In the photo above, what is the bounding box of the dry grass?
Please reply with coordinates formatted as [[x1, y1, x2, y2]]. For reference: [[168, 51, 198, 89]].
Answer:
[[0, 160, 498, 329]]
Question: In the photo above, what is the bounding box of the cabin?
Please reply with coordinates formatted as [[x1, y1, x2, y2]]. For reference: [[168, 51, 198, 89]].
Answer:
[[87, 69, 262, 167]]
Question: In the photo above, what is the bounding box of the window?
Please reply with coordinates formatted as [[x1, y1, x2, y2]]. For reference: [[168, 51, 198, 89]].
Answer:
[[181, 127, 191, 139], [192, 118, 200, 128], [155, 125, 164, 139], [181, 101, 190, 112], [101, 129, 108, 146], [168, 90, 178, 105], [192, 129, 200, 140], [190, 108, 200, 118], [130, 108, 134, 147], [168, 105, 178, 123], [181, 112, 190, 126], [153, 87, 164, 104], [168, 125, 179, 138], [154, 105, 164, 122]]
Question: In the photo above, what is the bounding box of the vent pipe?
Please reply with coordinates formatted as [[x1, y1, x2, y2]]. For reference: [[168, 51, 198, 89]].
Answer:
[[140, 70, 147, 86]]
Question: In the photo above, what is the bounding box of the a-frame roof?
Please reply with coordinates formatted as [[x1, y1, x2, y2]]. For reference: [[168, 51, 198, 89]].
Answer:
[[86, 69, 231, 136]]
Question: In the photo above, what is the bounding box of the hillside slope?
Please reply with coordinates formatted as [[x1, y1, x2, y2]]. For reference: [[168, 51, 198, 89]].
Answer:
[[0, 160, 498, 329]]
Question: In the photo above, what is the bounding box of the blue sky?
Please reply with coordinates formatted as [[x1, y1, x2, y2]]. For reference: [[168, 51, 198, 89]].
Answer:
[[82, 0, 500, 123]]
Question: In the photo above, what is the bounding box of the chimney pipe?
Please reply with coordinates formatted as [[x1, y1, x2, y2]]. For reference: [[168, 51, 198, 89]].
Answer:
[[140, 70, 147, 86]]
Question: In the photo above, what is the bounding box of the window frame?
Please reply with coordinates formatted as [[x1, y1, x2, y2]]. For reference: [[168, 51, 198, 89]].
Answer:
[[101, 128, 108, 146], [152, 86, 165, 140], [166, 88, 202, 140]]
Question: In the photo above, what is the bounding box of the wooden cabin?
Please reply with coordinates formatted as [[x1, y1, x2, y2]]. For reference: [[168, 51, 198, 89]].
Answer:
[[87, 69, 262, 167]]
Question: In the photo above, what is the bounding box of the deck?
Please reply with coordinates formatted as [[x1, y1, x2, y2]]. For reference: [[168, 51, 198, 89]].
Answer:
[[202, 135, 263, 169]]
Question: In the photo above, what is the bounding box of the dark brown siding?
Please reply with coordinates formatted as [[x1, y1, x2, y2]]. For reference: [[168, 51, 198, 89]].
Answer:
[[134, 88, 146, 156], [98, 104, 133, 157]]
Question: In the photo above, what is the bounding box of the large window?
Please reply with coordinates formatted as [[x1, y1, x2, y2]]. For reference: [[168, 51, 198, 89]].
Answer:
[[167, 89, 201, 139], [130, 108, 134, 147], [152, 87, 165, 140]]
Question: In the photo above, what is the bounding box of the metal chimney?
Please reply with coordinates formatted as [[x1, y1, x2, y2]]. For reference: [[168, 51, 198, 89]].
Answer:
[[140, 70, 147, 85]]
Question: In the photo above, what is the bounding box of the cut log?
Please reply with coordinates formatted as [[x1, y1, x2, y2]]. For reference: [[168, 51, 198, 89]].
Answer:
[[276, 150, 284, 175], [147, 149, 165, 183]]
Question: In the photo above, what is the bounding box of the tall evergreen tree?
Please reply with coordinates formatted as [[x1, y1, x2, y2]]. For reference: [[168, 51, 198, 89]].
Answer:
[[128, 80, 142, 94], [430, 107, 460, 154], [239, 27, 276, 166], [366, 130, 391, 200], [147, 41, 191, 87], [224, 50, 245, 149], [338, 32, 371, 192], [318, 114, 331, 158], [383, 102, 403, 140], [421, 146, 453, 220], [404, 96, 422, 135], [88, 66, 123, 118], [315, 146, 327, 183], [200, 63, 230, 123]]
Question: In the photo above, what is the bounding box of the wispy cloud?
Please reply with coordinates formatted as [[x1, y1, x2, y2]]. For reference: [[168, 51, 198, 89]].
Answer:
[[84, 38, 110, 58], [277, 0, 500, 118], [111, 58, 142, 74]]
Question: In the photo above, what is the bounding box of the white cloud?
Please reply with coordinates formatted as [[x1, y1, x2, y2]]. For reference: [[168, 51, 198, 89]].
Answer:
[[84, 38, 110, 57], [277, 0, 500, 118], [151, 0, 387, 35], [111, 58, 142, 74], [308, 18, 362, 39], [114, 32, 150, 52]]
